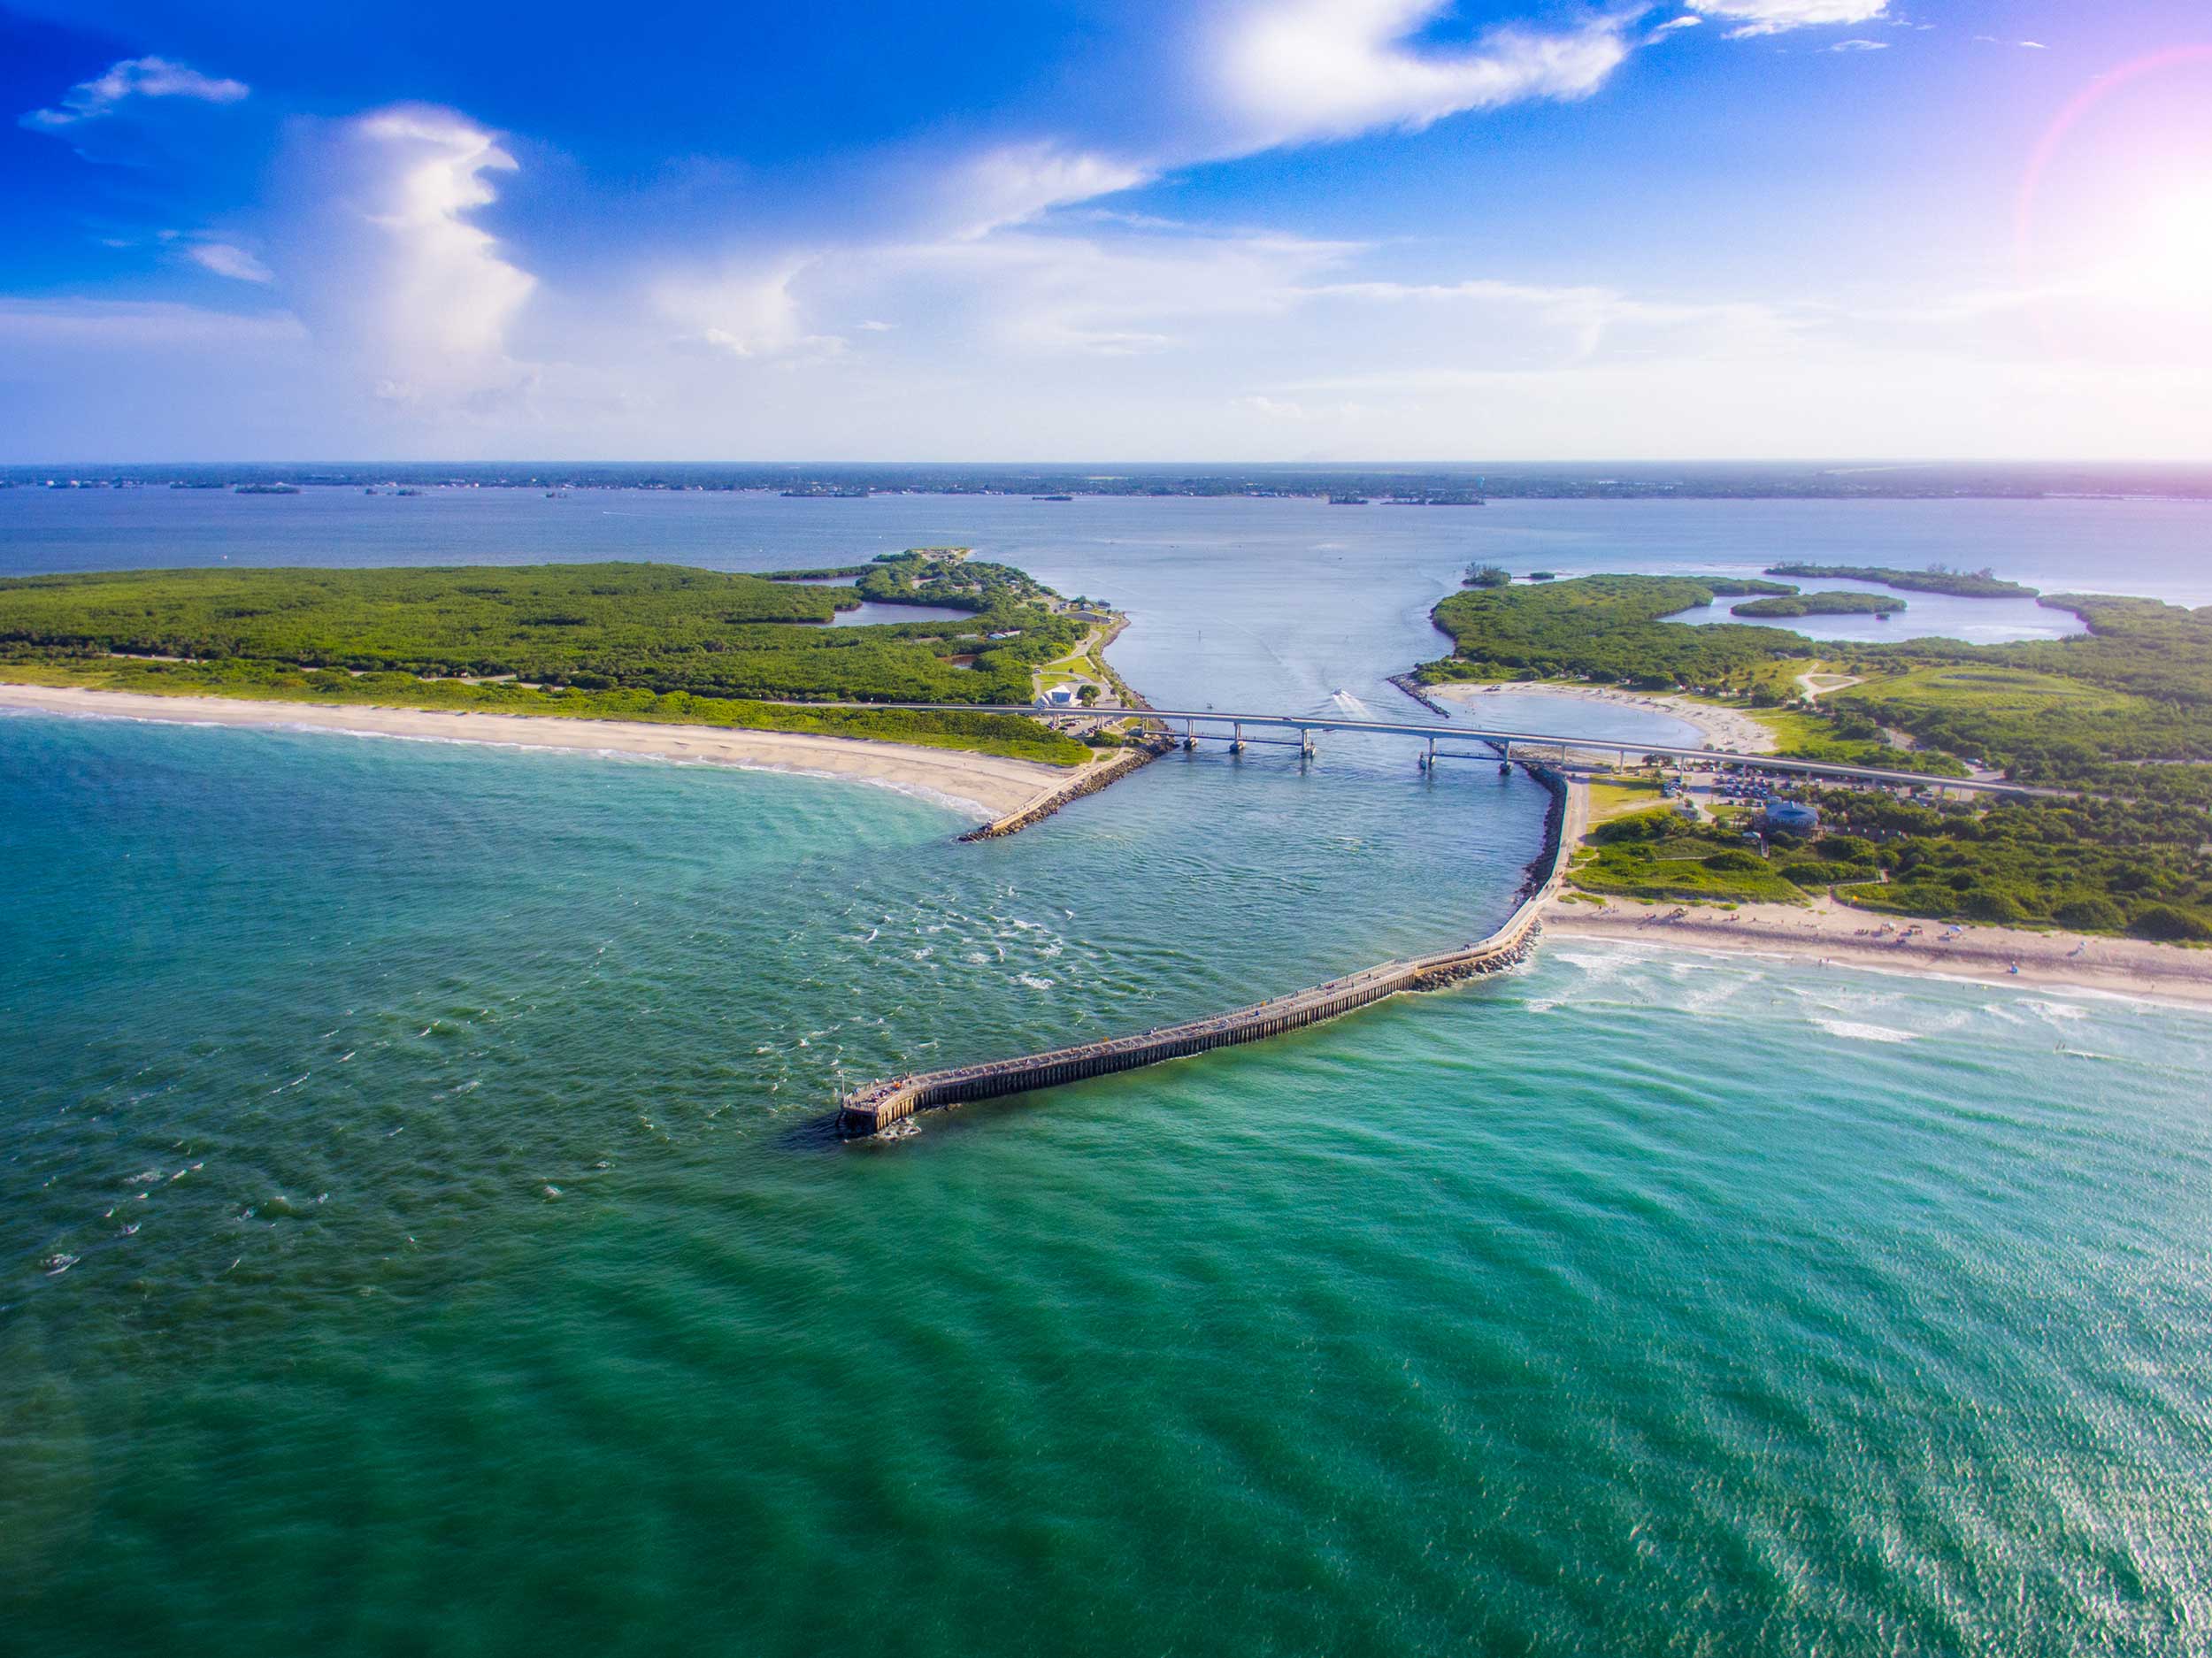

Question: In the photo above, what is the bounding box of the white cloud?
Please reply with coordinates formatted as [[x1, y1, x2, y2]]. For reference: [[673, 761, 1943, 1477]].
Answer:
[[1688, 2, 1889, 40], [660, 259, 849, 359], [1826, 39, 1888, 52], [274, 105, 537, 407], [881, 224, 1359, 356], [21, 56, 248, 130], [1207, 0, 1632, 150], [1308, 274, 1802, 363], [0, 297, 303, 349], [11, 4, 2194, 463], [188, 242, 273, 283], [2019, 41, 2048, 50], [942, 144, 1152, 239]]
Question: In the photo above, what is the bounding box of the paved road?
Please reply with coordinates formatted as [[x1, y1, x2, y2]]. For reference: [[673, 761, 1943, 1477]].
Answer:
[[782, 701, 2065, 798]]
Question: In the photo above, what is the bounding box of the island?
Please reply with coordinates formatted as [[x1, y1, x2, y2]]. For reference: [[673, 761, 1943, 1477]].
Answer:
[[1763, 562, 2039, 599], [0, 553, 1156, 830], [1694, 578, 1798, 596], [1409, 572, 2212, 956], [1731, 591, 1904, 618]]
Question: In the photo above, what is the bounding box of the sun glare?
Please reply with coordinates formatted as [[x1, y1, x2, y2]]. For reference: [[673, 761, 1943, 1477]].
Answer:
[[2123, 185, 2212, 304]]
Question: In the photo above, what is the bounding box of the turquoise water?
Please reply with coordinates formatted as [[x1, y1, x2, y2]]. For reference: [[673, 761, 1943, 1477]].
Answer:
[[6, 494, 2212, 1653]]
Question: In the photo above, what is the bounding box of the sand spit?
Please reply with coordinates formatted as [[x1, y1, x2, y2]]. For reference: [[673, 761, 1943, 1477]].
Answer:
[[1429, 680, 1778, 755], [0, 685, 1101, 824]]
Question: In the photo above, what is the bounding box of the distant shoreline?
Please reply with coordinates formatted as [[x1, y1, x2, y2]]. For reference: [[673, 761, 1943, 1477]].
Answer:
[[11, 465, 2212, 503], [0, 684, 1102, 823]]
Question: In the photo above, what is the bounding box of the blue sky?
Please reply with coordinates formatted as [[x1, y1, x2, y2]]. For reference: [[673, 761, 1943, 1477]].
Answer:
[[2, 0, 2206, 460]]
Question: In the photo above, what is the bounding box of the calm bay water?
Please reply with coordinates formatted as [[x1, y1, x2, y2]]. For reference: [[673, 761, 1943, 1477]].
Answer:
[[4, 491, 2211, 1654]]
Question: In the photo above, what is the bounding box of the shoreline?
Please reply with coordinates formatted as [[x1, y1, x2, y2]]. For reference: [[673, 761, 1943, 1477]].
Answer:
[[0, 684, 1104, 823], [1542, 891, 2212, 1009], [1427, 679, 1778, 754]]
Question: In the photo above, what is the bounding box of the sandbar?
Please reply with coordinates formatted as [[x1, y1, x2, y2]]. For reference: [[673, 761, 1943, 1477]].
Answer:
[[1429, 680, 1778, 754]]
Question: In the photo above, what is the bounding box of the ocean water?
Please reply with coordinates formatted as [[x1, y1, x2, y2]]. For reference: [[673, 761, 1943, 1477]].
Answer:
[[4, 493, 2212, 1654]]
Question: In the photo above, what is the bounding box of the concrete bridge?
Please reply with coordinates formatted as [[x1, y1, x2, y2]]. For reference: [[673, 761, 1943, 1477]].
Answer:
[[797, 700, 2047, 797]]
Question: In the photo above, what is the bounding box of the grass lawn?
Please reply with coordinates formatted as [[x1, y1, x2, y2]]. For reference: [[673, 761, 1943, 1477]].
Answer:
[[1567, 845, 1806, 905], [1845, 664, 2147, 720], [1586, 776, 1668, 823]]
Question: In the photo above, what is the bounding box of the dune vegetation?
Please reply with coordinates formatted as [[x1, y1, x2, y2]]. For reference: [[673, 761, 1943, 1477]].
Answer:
[[0, 556, 1105, 762], [1576, 791, 2212, 939]]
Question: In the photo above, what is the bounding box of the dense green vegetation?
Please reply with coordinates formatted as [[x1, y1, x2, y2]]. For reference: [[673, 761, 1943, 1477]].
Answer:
[[1424, 575, 1815, 690], [0, 559, 1095, 708], [1764, 563, 2038, 598], [0, 562, 842, 658], [1694, 578, 1797, 597], [1741, 708, 1967, 777], [850, 548, 1057, 611], [1575, 791, 2212, 938], [0, 657, 1094, 765], [1814, 789, 2212, 937], [0, 557, 1118, 760], [1823, 599, 2212, 795], [1421, 574, 2212, 785], [1571, 807, 1806, 904], [1463, 564, 1511, 588], [1732, 591, 1905, 618]]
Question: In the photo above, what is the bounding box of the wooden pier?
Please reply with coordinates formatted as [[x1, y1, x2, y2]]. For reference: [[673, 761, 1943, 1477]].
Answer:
[[837, 767, 1580, 1137]]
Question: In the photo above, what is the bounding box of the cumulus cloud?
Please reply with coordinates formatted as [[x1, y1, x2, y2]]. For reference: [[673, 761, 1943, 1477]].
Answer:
[[188, 242, 273, 283], [658, 259, 849, 359], [1687, 1, 1889, 40], [1207, 0, 1632, 150], [20, 57, 248, 131], [274, 105, 537, 405]]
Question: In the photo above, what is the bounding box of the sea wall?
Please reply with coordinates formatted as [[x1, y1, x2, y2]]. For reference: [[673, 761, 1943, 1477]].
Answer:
[[842, 765, 1577, 1137], [1387, 672, 1452, 717], [958, 743, 1161, 841]]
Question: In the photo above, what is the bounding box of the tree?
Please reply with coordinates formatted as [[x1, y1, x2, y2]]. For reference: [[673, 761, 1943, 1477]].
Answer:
[[1077, 682, 1100, 706]]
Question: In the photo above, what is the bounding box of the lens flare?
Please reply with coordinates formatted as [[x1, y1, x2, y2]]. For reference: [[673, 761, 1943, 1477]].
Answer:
[[2014, 43, 2212, 292]]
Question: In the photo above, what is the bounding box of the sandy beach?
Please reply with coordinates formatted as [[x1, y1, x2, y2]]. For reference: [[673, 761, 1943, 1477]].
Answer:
[[1430, 680, 1778, 754], [1543, 891, 2212, 1009], [0, 684, 1094, 821]]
